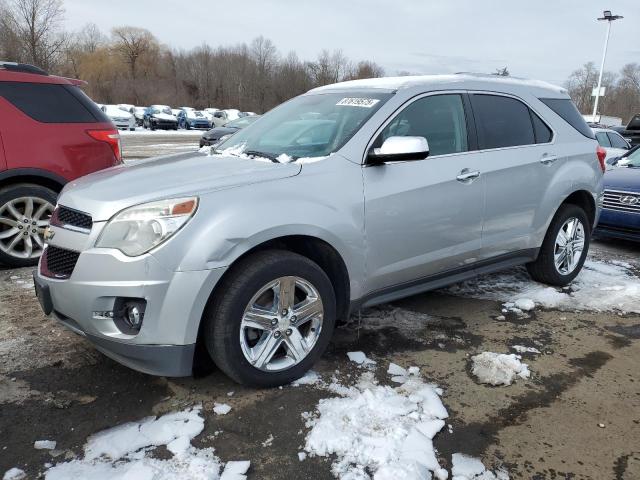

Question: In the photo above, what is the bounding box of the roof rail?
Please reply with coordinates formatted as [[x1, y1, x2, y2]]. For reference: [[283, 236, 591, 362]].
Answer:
[[0, 61, 48, 76]]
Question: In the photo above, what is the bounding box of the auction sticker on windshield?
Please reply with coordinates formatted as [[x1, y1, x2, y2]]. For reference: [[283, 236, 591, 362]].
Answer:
[[336, 98, 380, 108]]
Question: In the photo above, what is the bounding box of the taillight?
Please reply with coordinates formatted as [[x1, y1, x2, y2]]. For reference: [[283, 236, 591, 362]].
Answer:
[[87, 129, 122, 163], [596, 146, 607, 173]]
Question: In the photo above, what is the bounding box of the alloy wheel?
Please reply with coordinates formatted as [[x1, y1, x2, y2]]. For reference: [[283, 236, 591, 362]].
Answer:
[[554, 217, 585, 275], [239, 276, 324, 372], [0, 196, 54, 260]]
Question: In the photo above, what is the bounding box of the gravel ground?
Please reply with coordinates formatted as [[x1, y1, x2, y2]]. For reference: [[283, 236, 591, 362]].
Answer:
[[0, 135, 638, 479]]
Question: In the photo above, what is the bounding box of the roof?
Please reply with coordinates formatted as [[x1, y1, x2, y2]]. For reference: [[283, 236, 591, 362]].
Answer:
[[0, 61, 86, 86], [309, 73, 566, 96]]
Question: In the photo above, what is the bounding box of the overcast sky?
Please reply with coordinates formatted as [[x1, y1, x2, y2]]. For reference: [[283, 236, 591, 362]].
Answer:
[[63, 0, 637, 86]]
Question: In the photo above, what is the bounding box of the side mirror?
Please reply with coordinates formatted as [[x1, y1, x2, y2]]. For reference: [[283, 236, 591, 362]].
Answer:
[[367, 136, 429, 165]]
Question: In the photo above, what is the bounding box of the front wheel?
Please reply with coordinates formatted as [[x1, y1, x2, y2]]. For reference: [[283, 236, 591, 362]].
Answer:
[[527, 204, 590, 286], [204, 250, 336, 387], [0, 184, 57, 267]]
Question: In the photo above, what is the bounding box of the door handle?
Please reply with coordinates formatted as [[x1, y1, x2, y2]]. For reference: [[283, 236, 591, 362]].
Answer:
[[540, 154, 559, 165], [456, 169, 480, 182]]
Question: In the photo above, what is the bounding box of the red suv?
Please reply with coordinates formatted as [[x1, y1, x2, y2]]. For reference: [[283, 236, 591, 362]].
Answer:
[[0, 62, 121, 267]]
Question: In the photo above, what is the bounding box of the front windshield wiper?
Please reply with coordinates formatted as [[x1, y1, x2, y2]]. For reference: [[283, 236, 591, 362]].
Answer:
[[244, 150, 281, 163]]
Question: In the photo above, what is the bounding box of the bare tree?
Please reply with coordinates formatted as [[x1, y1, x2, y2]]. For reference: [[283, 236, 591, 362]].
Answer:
[[111, 26, 158, 103], [1, 0, 66, 70]]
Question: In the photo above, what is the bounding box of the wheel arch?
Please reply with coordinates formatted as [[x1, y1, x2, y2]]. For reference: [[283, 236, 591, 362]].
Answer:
[[192, 234, 352, 369], [0, 168, 67, 193], [560, 189, 597, 230]]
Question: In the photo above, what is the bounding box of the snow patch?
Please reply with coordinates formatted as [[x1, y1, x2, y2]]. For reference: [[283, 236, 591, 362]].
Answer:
[[511, 345, 541, 354], [291, 370, 322, 387], [213, 403, 232, 415], [471, 352, 530, 386], [3, 468, 26, 480], [447, 259, 640, 314], [220, 460, 250, 480], [44, 406, 229, 480], [347, 351, 376, 366], [34, 440, 57, 450], [451, 453, 509, 479]]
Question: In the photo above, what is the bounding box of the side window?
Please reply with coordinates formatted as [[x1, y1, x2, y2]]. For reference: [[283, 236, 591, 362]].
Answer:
[[530, 111, 553, 143], [0, 82, 107, 123], [595, 132, 611, 147], [378, 94, 469, 156], [608, 132, 629, 149], [471, 94, 535, 149]]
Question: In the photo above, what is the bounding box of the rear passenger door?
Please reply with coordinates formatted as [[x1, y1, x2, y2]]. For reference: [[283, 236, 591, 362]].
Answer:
[[363, 93, 485, 293], [469, 93, 557, 260]]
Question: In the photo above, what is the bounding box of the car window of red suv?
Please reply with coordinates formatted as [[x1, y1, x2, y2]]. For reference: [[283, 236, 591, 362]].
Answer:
[[0, 82, 109, 123]]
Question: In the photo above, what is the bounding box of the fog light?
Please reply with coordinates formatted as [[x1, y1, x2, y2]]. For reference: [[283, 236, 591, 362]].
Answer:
[[126, 305, 142, 328], [113, 298, 147, 334]]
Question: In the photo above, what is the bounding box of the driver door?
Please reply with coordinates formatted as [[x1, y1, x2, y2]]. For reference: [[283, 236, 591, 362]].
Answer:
[[363, 93, 485, 294]]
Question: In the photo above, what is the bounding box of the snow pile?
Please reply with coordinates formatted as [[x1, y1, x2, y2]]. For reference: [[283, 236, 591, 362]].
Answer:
[[387, 362, 421, 384], [347, 351, 376, 367], [451, 453, 509, 480], [2, 468, 25, 480], [44, 406, 245, 480], [471, 352, 530, 386], [302, 367, 450, 480], [446, 259, 640, 314]]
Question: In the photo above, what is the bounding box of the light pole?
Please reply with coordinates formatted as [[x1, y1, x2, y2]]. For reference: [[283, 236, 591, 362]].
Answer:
[[592, 10, 623, 119]]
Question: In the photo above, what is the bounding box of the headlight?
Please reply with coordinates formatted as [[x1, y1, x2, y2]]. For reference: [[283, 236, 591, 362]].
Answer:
[[96, 197, 198, 256]]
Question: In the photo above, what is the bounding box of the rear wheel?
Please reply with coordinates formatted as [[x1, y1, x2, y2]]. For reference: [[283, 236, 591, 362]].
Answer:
[[526, 204, 590, 286], [0, 184, 56, 267], [204, 250, 336, 387]]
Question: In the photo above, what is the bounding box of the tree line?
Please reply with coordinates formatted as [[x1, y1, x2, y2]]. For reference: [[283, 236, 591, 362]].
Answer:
[[1, 0, 639, 121], [0, 0, 384, 112]]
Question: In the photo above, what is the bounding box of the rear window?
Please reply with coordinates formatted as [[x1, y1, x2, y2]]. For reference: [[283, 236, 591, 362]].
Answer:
[[0, 81, 109, 123], [539, 98, 595, 139]]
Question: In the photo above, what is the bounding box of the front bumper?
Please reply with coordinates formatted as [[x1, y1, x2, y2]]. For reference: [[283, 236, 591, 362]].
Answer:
[[34, 246, 226, 377], [595, 208, 640, 242]]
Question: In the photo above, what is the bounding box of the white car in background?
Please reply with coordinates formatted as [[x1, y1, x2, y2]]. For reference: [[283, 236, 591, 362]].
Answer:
[[209, 108, 241, 127], [593, 127, 631, 163], [118, 104, 135, 113], [101, 104, 135, 131], [132, 106, 147, 126]]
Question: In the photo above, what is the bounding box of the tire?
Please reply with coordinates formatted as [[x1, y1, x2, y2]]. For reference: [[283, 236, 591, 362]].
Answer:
[[526, 204, 591, 286], [0, 184, 57, 267], [204, 249, 336, 387]]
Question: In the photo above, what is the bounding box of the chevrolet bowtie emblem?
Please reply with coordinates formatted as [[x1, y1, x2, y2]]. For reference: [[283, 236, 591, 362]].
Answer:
[[44, 227, 55, 241]]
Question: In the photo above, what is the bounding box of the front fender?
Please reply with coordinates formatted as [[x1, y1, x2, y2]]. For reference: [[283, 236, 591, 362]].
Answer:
[[150, 155, 367, 299]]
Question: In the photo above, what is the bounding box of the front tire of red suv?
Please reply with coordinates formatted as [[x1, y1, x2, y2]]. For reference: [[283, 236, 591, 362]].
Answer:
[[0, 184, 57, 267]]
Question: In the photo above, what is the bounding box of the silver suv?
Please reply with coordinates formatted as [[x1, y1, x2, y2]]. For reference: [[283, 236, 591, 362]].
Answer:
[[34, 74, 604, 386]]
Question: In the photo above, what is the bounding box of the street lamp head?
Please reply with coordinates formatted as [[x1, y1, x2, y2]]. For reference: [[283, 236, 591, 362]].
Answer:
[[598, 10, 623, 21]]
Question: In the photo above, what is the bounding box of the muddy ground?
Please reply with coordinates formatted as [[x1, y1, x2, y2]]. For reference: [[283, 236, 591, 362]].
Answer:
[[0, 136, 638, 479]]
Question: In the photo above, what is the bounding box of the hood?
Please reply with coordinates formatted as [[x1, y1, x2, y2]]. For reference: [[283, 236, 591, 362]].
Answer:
[[152, 112, 177, 121], [204, 127, 237, 139], [603, 166, 640, 192], [59, 153, 301, 221]]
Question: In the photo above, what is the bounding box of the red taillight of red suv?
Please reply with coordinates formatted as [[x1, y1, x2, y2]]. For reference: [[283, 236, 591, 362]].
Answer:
[[596, 146, 607, 173], [87, 129, 122, 163]]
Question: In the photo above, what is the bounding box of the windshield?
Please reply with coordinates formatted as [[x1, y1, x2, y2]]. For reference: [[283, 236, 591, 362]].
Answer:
[[216, 92, 392, 160], [226, 116, 258, 128], [151, 106, 171, 115], [619, 147, 640, 167]]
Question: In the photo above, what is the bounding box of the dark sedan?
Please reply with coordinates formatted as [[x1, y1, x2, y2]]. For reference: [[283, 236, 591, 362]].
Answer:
[[597, 146, 640, 241], [199, 115, 259, 148]]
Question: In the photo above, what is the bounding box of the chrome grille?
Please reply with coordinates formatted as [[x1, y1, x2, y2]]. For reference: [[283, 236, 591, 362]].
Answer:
[[41, 246, 80, 279], [51, 206, 93, 232], [602, 190, 640, 214]]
